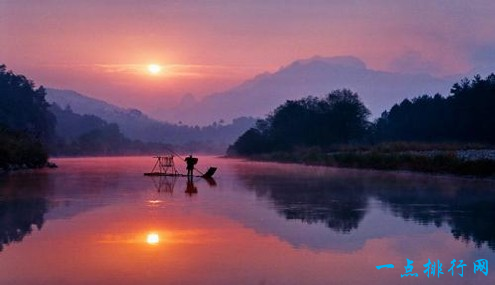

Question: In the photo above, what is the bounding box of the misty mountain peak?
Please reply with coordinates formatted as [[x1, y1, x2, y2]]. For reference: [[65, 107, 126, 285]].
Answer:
[[289, 55, 367, 70], [180, 93, 196, 103], [167, 55, 451, 125], [176, 93, 197, 109]]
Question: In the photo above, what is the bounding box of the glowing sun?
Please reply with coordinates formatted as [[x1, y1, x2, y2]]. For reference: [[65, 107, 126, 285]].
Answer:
[[147, 64, 162, 75], [146, 233, 160, 245]]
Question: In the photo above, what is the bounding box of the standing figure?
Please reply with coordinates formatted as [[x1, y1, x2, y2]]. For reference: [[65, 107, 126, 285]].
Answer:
[[184, 155, 198, 178]]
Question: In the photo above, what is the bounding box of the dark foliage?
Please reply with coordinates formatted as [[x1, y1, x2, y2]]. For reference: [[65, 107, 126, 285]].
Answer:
[[228, 89, 370, 155], [230, 74, 495, 157], [0, 65, 54, 169], [375, 74, 495, 144], [0, 65, 55, 143], [0, 127, 48, 170]]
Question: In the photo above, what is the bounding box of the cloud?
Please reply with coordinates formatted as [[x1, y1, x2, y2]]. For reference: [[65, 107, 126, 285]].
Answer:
[[93, 64, 143, 74], [32, 62, 260, 79], [91, 63, 262, 79]]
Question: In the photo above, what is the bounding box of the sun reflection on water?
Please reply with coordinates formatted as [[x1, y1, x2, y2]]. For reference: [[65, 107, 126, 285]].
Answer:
[[147, 199, 164, 208]]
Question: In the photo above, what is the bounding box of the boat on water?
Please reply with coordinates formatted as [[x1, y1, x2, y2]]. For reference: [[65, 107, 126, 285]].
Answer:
[[143, 155, 217, 178]]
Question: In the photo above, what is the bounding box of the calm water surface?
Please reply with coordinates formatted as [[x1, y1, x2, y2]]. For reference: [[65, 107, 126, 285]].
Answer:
[[1, 156, 495, 284]]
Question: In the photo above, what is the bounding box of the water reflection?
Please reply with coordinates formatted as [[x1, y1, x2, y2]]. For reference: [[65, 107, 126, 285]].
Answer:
[[203, 177, 217, 187], [150, 176, 177, 193], [1, 157, 494, 284], [0, 174, 50, 252], [233, 166, 368, 233], [148, 175, 216, 196], [0, 159, 219, 252], [0, 197, 48, 252], [374, 181, 495, 250], [185, 179, 198, 196], [234, 163, 495, 250]]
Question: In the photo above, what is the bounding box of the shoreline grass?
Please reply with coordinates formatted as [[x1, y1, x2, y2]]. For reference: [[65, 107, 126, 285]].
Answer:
[[238, 148, 495, 178]]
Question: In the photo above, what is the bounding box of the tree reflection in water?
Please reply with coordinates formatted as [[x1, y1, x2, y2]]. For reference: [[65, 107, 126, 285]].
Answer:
[[234, 164, 495, 250], [0, 198, 48, 252], [373, 180, 495, 250], [0, 174, 50, 252]]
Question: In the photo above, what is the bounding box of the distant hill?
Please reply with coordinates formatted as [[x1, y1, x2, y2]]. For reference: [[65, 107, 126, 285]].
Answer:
[[168, 56, 452, 125], [49, 103, 109, 140], [47, 103, 184, 156], [46, 88, 172, 141], [45, 88, 255, 151]]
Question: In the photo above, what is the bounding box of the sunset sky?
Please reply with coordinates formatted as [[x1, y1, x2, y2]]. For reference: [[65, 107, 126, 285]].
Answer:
[[2, 0, 495, 114]]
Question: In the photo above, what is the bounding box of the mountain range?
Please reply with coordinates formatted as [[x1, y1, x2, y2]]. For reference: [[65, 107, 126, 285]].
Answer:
[[165, 56, 453, 125], [45, 88, 255, 151], [45, 55, 458, 149]]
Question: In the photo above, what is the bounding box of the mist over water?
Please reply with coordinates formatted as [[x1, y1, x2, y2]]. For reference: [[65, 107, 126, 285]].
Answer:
[[1, 156, 494, 284]]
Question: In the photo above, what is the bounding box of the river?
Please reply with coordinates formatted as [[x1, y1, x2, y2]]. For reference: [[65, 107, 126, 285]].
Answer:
[[1, 156, 494, 284]]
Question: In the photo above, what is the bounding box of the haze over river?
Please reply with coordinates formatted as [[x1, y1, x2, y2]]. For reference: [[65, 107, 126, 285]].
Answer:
[[1, 156, 494, 284]]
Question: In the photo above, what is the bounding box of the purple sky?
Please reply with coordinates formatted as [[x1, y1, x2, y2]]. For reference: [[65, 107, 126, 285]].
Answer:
[[1, 0, 495, 112]]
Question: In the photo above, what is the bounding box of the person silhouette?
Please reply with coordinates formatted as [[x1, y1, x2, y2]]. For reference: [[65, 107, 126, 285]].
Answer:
[[184, 155, 198, 178]]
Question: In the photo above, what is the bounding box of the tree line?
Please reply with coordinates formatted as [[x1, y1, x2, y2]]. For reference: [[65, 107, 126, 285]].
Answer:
[[228, 74, 495, 155], [375, 74, 495, 143], [0, 65, 54, 169]]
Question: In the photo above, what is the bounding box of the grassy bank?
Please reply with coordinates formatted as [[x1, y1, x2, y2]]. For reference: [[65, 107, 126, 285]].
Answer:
[[244, 147, 495, 177]]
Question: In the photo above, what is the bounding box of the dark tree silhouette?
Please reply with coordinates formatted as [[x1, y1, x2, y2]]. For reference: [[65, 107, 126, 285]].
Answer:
[[228, 89, 370, 155], [0, 64, 54, 169], [375, 73, 495, 144], [0, 65, 55, 142]]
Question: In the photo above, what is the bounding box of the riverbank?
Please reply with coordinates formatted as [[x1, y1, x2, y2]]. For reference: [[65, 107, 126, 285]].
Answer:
[[0, 162, 57, 175], [237, 147, 495, 177]]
